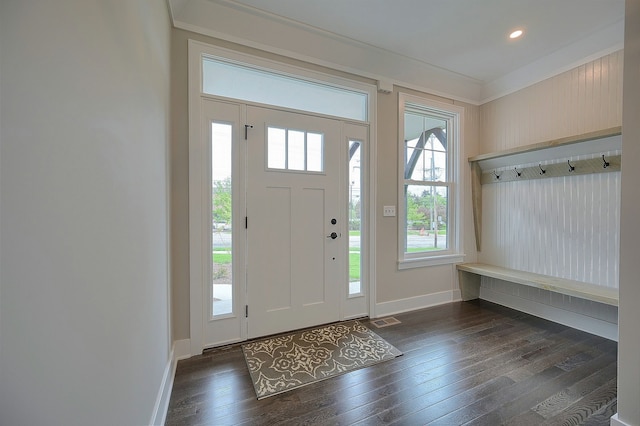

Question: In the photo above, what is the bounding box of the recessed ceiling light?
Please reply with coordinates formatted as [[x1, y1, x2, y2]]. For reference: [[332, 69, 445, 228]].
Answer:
[[509, 29, 524, 39]]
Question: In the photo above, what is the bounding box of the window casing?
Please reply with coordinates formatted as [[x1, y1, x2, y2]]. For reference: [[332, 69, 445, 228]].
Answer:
[[398, 93, 465, 268]]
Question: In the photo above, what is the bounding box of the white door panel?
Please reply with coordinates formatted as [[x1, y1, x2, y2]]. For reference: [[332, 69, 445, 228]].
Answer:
[[246, 106, 343, 338]]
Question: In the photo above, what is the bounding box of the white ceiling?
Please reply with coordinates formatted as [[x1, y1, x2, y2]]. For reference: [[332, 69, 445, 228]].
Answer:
[[169, 0, 625, 104]]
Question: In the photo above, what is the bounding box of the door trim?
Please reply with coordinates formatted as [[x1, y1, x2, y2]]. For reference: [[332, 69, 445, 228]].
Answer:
[[188, 40, 378, 354]]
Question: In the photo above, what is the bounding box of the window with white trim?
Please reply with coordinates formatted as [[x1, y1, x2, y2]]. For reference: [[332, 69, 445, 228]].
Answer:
[[398, 93, 464, 268]]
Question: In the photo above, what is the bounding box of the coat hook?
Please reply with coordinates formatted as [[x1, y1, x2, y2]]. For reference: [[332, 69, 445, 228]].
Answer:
[[602, 155, 610, 168], [514, 167, 522, 177], [568, 160, 575, 172], [539, 163, 546, 175], [493, 170, 501, 180]]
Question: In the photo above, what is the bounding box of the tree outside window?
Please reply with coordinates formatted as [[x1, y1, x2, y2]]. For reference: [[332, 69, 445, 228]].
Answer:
[[399, 93, 463, 266]]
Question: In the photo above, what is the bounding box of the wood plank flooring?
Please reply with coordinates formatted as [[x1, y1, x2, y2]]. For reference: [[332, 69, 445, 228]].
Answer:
[[165, 300, 617, 425]]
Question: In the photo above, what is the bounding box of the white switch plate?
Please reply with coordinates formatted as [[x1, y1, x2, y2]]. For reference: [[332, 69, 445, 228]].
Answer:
[[383, 205, 396, 217]]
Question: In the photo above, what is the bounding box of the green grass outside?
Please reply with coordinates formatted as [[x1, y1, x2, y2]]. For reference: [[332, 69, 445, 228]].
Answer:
[[351, 230, 446, 236], [407, 230, 447, 236], [214, 247, 442, 279], [349, 253, 361, 281], [213, 252, 232, 264], [214, 251, 362, 280]]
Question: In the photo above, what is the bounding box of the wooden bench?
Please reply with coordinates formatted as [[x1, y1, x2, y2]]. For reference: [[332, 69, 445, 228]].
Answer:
[[456, 263, 619, 306]]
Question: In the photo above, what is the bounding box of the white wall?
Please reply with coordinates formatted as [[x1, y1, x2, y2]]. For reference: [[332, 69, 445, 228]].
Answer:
[[0, 1, 171, 425], [477, 52, 623, 336], [615, 1, 640, 424]]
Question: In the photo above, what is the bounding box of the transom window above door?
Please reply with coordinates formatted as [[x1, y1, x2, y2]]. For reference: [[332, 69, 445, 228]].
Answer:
[[267, 127, 324, 172], [202, 56, 368, 122]]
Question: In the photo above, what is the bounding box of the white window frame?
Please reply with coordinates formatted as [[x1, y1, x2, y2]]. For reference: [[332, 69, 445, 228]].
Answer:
[[397, 93, 465, 269]]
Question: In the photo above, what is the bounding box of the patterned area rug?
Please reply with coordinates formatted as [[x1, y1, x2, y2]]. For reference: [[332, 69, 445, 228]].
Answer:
[[242, 320, 402, 399]]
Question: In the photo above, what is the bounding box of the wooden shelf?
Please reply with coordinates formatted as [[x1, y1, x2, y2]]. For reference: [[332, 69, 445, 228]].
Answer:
[[469, 127, 621, 168], [469, 127, 622, 251]]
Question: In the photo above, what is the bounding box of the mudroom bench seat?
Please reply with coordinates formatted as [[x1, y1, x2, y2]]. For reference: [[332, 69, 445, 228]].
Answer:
[[456, 263, 618, 307]]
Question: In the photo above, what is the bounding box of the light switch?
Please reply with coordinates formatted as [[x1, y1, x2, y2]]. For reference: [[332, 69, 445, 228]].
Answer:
[[383, 205, 396, 217]]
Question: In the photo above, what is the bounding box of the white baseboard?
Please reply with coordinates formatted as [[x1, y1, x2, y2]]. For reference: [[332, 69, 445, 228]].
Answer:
[[610, 414, 630, 426], [149, 348, 175, 426], [375, 290, 461, 318], [150, 339, 191, 426], [480, 287, 618, 341]]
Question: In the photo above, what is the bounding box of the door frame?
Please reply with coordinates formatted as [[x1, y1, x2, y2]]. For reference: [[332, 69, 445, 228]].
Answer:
[[187, 40, 378, 354]]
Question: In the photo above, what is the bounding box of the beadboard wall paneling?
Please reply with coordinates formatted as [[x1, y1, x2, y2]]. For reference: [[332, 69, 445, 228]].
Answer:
[[481, 277, 618, 323], [480, 162, 620, 288], [480, 50, 623, 153], [479, 277, 618, 340], [478, 51, 623, 290]]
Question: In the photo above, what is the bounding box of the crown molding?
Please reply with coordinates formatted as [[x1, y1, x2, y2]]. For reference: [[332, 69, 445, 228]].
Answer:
[[169, 0, 483, 104], [168, 0, 623, 105]]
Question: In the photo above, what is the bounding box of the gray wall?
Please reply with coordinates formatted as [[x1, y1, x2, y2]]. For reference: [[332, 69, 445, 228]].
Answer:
[[0, 1, 171, 424], [617, 0, 640, 423]]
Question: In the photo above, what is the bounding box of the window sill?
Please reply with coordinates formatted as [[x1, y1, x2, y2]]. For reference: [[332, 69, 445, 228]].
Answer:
[[398, 253, 465, 270]]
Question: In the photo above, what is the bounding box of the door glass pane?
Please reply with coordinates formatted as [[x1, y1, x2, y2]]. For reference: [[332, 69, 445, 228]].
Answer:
[[267, 127, 324, 173], [212, 122, 233, 317], [267, 127, 286, 169], [307, 133, 323, 172], [288, 130, 305, 171], [404, 184, 448, 253], [348, 140, 362, 296]]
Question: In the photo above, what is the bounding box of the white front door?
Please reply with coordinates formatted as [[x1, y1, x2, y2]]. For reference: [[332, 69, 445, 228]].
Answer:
[[193, 99, 368, 352], [246, 106, 344, 338]]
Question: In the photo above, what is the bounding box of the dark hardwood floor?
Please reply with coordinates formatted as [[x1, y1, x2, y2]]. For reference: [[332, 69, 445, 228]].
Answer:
[[166, 300, 617, 425]]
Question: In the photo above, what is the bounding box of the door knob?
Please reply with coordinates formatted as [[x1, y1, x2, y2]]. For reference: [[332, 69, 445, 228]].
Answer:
[[327, 232, 338, 239]]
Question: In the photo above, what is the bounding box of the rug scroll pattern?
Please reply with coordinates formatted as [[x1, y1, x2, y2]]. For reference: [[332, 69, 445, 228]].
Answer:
[[242, 320, 402, 399]]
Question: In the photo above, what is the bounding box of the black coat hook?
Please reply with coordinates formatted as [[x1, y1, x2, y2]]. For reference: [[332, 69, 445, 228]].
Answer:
[[514, 167, 522, 177], [539, 164, 546, 175], [493, 170, 501, 180], [602, 155, 610, 168], [567, 160, 575, 172]]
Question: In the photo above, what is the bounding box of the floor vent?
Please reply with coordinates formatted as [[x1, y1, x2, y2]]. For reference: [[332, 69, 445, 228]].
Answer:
[[370, 317, 401, 328]]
